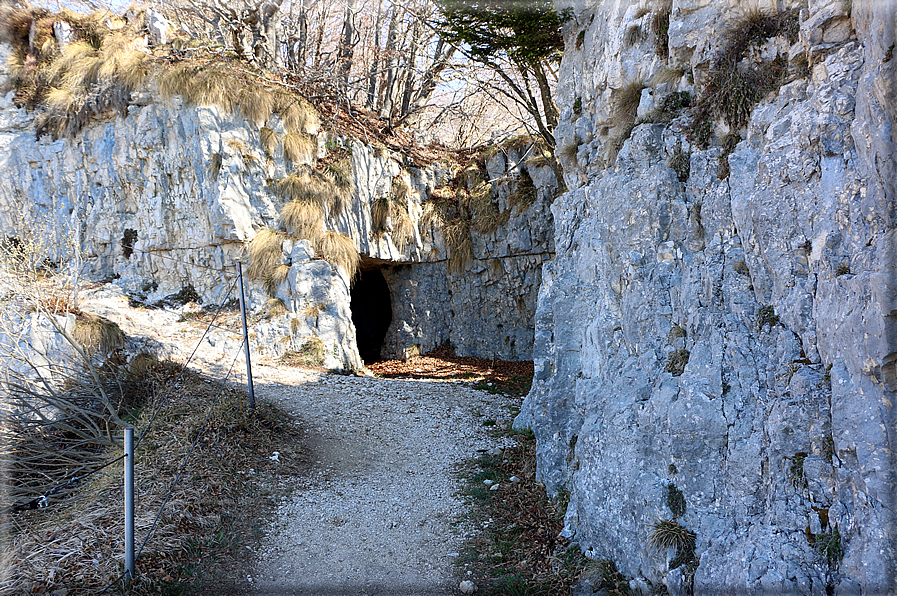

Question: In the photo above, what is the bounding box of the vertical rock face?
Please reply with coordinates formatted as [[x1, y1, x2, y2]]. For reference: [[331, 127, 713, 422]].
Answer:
[[0, 48, 556, 368], [517, 0, 895, 593]]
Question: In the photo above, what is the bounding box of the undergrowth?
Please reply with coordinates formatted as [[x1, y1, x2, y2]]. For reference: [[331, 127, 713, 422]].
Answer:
[[3, 357, 305, 594], [456, 424, 592, 595]]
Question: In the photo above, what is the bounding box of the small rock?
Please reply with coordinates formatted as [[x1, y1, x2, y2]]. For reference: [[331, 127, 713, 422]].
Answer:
[[489, 483, 500, 491], [509, 476, 520, 483], [488, 447, 503, 456], [483, 479, 493, 486], [459, 580, 477, 594]]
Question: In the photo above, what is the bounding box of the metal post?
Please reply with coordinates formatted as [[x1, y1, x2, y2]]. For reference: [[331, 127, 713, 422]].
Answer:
[[237, 261, 255, 409], [124, 427, 135, 583]]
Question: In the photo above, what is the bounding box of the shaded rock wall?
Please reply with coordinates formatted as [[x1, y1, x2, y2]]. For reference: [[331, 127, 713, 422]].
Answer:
[[516, 0, 895, 593]]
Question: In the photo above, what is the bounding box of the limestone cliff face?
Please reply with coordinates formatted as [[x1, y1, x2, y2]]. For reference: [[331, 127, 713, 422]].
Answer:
[[516, 0, 896, 593], [0, 45, 555, 367]]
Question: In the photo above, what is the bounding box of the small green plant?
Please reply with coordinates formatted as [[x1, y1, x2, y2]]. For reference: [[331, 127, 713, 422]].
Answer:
[[667, 149, 690, 182], [668, 463, 678, 475], [822, 435, 835, 461], [836, 262, 851, 276], [669, 324, 686, 340], [666, 348, 690, 376], [651, 0, 673, 59], [788, 452, 808, 490], [573, 96, 582, 116], [814, 527, 844, 567], [733, 259, 750, 276], [576, 29, 586, 49], [666, 483, 686, 518], [757, 305, 780, 329], [687, 8, 799, 148]]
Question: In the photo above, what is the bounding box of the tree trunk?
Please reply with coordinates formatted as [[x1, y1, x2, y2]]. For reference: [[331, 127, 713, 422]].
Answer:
[[336, 0, 358, 89], [378, 5, 400, 118], [366, 0, 385, 109]]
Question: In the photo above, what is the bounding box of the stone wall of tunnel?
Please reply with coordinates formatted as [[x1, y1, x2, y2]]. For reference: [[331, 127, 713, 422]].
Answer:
[[376, 253, 552, 362]]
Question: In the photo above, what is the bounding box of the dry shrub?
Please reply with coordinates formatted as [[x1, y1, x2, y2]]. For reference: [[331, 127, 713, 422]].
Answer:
[[1, 359, 304, 594], [282, 132, 316, 164], [278, 199, 324, 241], [315, 231, 359, 279], [71, 312, 124, 354]]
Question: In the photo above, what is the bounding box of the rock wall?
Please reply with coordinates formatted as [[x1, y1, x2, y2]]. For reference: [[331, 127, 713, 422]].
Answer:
[[0, 47, 556, 368], [516, 0, 895, 594]]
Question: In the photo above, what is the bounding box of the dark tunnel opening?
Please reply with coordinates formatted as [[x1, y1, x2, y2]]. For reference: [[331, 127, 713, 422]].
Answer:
[[350, 268, 393, 363]]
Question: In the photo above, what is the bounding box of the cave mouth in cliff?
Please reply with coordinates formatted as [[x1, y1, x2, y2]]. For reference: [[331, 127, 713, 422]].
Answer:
[[350, 266, 392, 363]]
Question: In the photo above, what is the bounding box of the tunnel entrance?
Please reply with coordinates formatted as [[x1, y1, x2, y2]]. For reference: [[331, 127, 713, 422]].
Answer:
[[350, 267, 393, 363]]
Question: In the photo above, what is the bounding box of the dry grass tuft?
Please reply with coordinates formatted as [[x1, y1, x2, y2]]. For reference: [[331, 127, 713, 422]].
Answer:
[[245, 228, 286, 293], [207, 152, 222, 181], [419, 201, 445, 233], [613, 78, 646, 127], [444, 216, 473, 273], [71, 313, 125, 354], [315, 231, 360, 279], [264, 297, 288, 317], [275, 168, 344, 215], [259, 126, 279, 157], [624, 24, 647, 46], [371, 196, 414, 250], [324, 158, 355, 204], [282, 132, 316, 164], [238, 86, 275, 126], [278, 199, 324, 241], [507, 170, 538, 213], [277, 95, 318, 134]]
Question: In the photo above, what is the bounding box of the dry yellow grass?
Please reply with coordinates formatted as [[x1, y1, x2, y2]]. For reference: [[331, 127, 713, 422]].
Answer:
[[315, 231, 360, 279], [71, 313, 125, 354], [444, 217, 473, 272], [282, 133, 316, 164], [245, 228, 286, 292], [239, 86, 275, 126], [278, 199, 324, 241], [259, 126, 279, 156], [277, 96, 318, 134]]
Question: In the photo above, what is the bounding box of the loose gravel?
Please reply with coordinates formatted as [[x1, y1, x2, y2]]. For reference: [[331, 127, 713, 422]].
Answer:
[[78, 284, 519, 595], [246, 364, 517, 596]]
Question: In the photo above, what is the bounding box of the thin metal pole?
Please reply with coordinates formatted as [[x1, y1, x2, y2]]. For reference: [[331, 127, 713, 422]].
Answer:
[[237, 261, 255, 409], [124, 427, 135, 583]]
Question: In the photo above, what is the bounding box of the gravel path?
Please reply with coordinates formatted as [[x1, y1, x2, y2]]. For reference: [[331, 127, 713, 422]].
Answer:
[[78, 284, 517, 595], [246, 364, 516, 596]]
